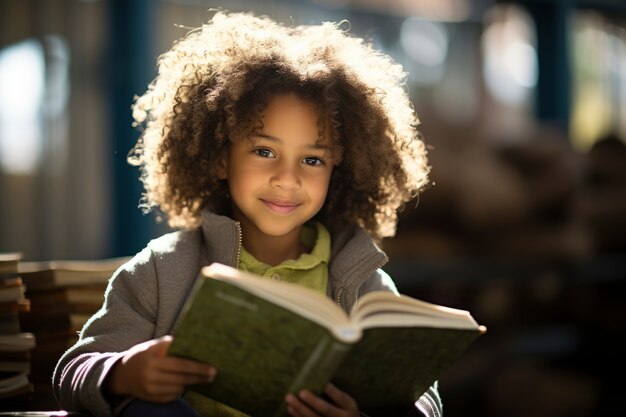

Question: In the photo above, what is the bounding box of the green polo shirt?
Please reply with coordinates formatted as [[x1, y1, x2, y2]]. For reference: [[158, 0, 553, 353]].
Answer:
[[184, 222, 331, 417], [238, 221, 330, 293]]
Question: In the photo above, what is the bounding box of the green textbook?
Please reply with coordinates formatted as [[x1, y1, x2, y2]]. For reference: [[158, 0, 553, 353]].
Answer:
[[168, 263, 486, 416]]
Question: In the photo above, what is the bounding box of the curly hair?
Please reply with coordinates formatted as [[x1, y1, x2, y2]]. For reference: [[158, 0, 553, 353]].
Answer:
[[129, 11, 429, 240]]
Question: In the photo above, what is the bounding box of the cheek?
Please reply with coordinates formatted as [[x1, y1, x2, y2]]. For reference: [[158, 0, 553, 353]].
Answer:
[[228, 169, 252, 194], [227, 156, 256, 185], [226, 164, 244, 194], [310, 170, 333, 200], [227, 163, 266, 203]]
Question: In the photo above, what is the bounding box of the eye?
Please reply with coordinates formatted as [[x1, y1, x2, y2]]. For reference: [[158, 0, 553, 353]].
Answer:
[[303, 156, 325, 166], [254, 148, 274, 158]]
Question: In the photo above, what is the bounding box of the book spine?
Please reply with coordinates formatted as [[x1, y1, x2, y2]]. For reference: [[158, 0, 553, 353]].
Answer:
[[276, 334, 351, 417]]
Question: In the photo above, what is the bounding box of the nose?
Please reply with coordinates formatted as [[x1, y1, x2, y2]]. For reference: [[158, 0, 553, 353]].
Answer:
[[270, 161, 301, 190]]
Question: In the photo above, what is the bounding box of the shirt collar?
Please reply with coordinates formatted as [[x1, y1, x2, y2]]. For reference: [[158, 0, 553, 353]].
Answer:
[[239, 222, 330, 271]]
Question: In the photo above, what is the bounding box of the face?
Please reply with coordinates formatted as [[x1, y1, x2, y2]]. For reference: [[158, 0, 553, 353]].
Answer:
[[223, 93, 334, 242]]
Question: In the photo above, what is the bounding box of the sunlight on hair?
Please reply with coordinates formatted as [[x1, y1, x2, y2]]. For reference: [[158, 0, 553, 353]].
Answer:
[[130, 11, 430, 238], [0, 39, 45, 174]]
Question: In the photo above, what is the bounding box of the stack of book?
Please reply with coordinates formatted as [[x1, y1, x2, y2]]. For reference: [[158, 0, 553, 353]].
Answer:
[[0, 252, 35, 406], [18, 256, 130, 408]]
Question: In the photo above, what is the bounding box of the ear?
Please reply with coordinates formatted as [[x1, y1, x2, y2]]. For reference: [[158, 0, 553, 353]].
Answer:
[[216, 149, 228, 180]]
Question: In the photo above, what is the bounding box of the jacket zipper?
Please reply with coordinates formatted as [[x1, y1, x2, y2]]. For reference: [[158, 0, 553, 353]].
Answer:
[[335, 287, 343, 306], [235, 221, 242, 267]]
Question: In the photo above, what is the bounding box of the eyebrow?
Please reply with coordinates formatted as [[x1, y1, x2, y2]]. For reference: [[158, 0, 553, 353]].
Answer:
[[252, 133, 331, 150]]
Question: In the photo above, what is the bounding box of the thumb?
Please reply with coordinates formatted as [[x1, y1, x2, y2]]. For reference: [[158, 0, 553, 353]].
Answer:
[[147, 335, 173, 357]]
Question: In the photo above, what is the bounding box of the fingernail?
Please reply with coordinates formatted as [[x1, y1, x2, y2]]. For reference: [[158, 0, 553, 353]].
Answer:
[[208, 368, 217, 381]]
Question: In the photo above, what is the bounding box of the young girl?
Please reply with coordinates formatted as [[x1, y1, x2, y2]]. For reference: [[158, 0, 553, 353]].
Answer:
[[53, 11, 440, 417]]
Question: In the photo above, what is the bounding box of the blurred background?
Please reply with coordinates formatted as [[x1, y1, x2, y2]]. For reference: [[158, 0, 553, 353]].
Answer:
[[0, 0, 625, 415]]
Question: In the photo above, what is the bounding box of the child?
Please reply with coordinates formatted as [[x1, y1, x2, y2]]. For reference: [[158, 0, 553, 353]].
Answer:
[[53, 11, 440, 417]]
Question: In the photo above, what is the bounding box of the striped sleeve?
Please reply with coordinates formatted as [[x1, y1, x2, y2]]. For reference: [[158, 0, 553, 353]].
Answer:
[[414, 382, 443, 417], [358, 382, 443, 417]]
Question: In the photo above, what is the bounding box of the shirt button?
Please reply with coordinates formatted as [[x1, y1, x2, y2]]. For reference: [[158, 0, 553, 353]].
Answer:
[[272, 273, 281, 281]]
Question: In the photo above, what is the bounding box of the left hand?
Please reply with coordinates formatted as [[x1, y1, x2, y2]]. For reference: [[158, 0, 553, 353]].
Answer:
[[285, 383, 360, 417]]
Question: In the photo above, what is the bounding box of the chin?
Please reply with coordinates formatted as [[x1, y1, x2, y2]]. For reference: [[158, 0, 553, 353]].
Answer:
[[258, 224, 301, 238]]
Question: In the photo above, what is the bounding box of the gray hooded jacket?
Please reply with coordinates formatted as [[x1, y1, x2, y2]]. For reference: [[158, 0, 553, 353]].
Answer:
[[53, 211, 441, 417]]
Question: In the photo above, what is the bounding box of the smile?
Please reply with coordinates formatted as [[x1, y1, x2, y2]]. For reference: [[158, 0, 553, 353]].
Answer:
[[261, 199, 301, 214]]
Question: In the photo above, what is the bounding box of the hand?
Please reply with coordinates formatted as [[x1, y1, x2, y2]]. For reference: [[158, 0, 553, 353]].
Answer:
[[106, 335, 217, 403], [285, 383, 359, 417]]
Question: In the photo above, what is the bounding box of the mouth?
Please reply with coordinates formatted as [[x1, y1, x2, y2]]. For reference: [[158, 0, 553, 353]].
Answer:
[[261, 199, 302, 214]]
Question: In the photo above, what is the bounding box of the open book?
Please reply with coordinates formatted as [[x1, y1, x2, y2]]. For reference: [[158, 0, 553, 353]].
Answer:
[[168, 263, 486, 416]]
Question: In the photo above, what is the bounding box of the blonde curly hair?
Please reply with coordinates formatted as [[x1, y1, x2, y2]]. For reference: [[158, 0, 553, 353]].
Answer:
[[129, 11, 429, 240]]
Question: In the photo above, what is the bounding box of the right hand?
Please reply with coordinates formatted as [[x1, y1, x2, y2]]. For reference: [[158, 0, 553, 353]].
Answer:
[[106, 335, 217, 403]]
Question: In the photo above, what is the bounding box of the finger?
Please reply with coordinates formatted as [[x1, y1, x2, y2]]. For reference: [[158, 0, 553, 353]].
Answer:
[[146, 335, 174, 357], [325, 384, 357, 410], [300, 390, 341, 416], [142, 384, 184, 397], [153, 356, 217, 378], [148, 369, 215, 386], [285, 393, 322, 417]]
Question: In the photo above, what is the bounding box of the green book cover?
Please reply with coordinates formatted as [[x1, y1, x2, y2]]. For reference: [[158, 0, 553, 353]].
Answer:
[[332, 326, 481, 415], [168, 263, 485, 416]]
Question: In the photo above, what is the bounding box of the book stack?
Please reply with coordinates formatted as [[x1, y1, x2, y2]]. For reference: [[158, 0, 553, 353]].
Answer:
[[0, 252, 35, 406], [18, 256, 130, 407]]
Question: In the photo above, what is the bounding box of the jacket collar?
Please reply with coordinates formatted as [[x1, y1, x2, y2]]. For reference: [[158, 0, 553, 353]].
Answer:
[[328, 225, 387, 288], [198, 210, 387, 302], [199, 210, 241, 268]]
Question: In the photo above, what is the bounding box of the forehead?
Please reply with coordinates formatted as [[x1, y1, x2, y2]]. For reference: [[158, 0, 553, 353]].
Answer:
[[248, 93, 332, 143], [261, 93, 320, 124]]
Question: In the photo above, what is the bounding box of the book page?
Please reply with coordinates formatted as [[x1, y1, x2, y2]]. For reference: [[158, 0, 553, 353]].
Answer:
[[351, 291, 480, 330], [202, 264, 360, 342]]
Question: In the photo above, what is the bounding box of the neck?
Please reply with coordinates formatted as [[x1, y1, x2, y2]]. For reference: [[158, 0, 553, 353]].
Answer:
[[241, 228, 308, 266]]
